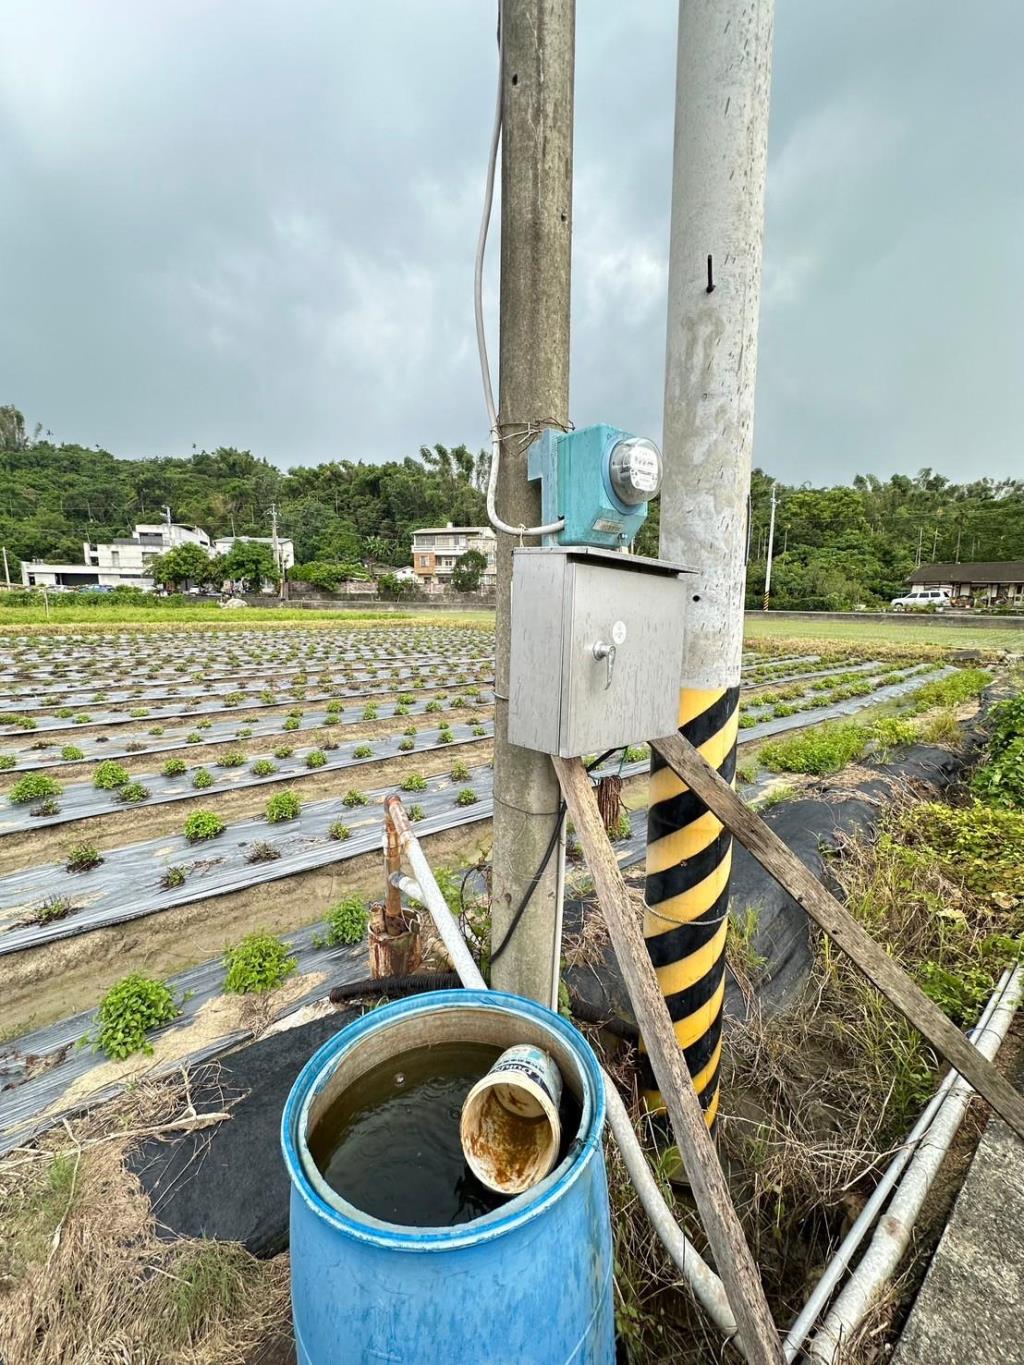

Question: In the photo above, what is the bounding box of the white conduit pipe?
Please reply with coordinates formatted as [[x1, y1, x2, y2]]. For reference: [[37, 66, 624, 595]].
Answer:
[[391, 822, 738, 1340], [782, 965, 1017, 1360], [805, 961, 1024, 1364]]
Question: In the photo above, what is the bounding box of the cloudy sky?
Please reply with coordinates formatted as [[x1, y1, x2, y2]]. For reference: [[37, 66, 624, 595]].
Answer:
[[2, 1, 1021, 484]]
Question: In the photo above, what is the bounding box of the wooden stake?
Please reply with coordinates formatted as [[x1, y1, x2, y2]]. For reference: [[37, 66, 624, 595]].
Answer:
[[552, 756, 784, 1365], [651, 732, 1024, 1143]]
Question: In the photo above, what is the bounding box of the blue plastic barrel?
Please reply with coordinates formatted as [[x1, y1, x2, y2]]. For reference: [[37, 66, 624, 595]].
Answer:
[[281, 989, 614, 1365]]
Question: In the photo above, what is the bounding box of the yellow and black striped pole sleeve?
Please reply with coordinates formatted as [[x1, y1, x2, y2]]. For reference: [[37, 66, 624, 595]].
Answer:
[[642, 684, 741, 1128]]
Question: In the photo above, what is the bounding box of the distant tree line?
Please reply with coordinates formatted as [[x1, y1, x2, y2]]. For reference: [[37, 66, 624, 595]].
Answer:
[[2, 403, 1022, 607]]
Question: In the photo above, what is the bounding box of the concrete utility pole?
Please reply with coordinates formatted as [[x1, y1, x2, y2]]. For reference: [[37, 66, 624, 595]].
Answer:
[[490, 0, 575, 1007], [1, 547, 10, 590], [763, 482, 777, 611], [644, 0, 774, 1125]]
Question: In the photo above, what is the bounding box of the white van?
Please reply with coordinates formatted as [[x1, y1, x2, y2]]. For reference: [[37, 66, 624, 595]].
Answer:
[[890, 589, 951, 611]]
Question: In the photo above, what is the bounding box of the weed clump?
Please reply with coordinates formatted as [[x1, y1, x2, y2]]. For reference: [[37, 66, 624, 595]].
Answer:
[[246, 840, 282, 864], [223, 932, 297, 994]]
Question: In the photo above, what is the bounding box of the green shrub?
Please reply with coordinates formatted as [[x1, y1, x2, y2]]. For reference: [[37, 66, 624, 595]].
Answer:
[[8, 773, 63, 805], [971, 737, 1024, 811], [183, 809, 226, 843], [116, 780, 151, 803], [872, 716, 919, 755], [60, 744, 85, 762], [986, 692, 1024, 756], [316, 895, 370, 948], [305, 749, 327, 769], [161, 865, 187, 890], [455, 787, 478, 806], [162, 756, 188, 776], [223, 932, 297, 995], [342, 789, 368, 807], [66, 842, 103, 872], [191, 767, 214, 789], [250, 758, 278, 777], [759, 723, 869, 776], [328, 821, 351, 840], [266, 789, 302, 823], [401, 772, 428, 792], [93, 973, 180, 1059], [93, 760, 131, 790], [352, 744, 373, 759]]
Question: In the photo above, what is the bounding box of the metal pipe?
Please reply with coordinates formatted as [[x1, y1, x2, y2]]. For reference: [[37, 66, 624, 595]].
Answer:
[[383, 794, 737, 1340], [782, 965, 1017, 1360], [805, 962, 1024, 1363]]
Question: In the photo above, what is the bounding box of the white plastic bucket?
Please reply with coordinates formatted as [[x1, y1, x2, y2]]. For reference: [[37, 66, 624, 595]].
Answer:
[[459, 1044, 563, 1195]]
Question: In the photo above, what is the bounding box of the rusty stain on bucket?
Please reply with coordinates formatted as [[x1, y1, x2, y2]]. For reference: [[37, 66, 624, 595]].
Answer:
[[460, 1045, 563, 1195]]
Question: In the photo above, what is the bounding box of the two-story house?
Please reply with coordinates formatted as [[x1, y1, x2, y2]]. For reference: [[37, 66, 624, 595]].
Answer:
[[410, 524, 497, 588]]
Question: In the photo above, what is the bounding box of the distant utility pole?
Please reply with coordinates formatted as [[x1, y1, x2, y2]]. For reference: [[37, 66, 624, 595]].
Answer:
[[490, 0, 575, 1007], [916, 526, 924, 566], [1, 547, 10, 590], [269, 501, 285, 599], [646, 0, 775, 1142], [163, 504, 172, 527], [763, 482, 777, 610], [932, 526, 939, 561]]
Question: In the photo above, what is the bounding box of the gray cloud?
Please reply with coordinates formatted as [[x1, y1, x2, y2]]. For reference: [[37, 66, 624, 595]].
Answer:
[[1, 1, 1021, 483]]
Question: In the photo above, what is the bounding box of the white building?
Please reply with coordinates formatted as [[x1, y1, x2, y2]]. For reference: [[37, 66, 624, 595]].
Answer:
[[410, 524, 497, 588], [20, 522, 293, 591], [214, 535, 295, 572]]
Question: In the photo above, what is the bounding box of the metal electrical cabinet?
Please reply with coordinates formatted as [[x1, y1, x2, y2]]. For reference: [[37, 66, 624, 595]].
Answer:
[[508, 546, 690, 758]]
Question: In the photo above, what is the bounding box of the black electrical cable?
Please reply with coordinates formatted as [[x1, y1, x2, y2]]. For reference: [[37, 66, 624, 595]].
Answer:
[[489, 748, 618, 969]]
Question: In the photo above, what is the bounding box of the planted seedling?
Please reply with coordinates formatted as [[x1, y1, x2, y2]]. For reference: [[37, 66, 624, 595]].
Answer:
[[91, 974, 179, 1059], [408, 803, 425, 822], [328, 821, 351, 841], [30, 798, 61, 817], [246, 840, 282, 864], [93, 760, 130, 790], [66, 842, 103, 872], [191, 768, 213, 789], [361, 704, 379, 721], [274, 745, 294, 759], [450, 760, 470, 781], [0, 754, 15, 769], [223, 932, 297, 995], [352, 744, 373, 759], [161, 865, 187, 890], [455, 788, 478, 807], [217, 750, 246, 768], [183, 810, 226, 843], [8, 773, 63, 805], [162, 757, 188, 777], [305, 749, 327, 769], [116, 781, 150, 803], [401, 772, 428, 792], [313, 895, 369, 949], [250, 758, 278, 777], [266, 789, 302, 823], [398, 738, 415, 752], [34, 895, 75, 925], [342, 789, 368, 808]]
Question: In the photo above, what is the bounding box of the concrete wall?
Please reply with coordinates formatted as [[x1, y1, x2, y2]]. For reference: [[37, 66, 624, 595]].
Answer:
[[748, 609, 1024, 631]]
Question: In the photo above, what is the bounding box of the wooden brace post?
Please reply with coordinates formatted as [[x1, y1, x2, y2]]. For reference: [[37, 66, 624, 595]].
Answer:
[[552, 755, 784, 1365]]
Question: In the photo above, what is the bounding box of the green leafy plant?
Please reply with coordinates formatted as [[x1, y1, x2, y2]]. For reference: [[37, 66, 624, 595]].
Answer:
[[273, 744, 294, 759], [342, 788, 368, 807], [283, 716, 300, 731], [352, 744, 373, 759], [30, 797, 61, 817], [183, 809, 226, 843], [129, 707, 149, 718], [437, 728, 454, 744], [60, 744, 85, 761], [401, 772, 428, 792], [8, 773, 63, 805], [161, 865, 187, 890], [450, 760, 470, 781], [224, 690, 245, 706], [408, 803, 425, 822], [472, 725, 487, 737], [217, 750, 246, 768], [361, 704, 379, 721], [250, 758, 278, 777], [191, 767, 214, 789], [759, 723, 869, 776], [116, 780, 150, 803], [314, 895, 370, 949], [305, 749, 327, 769], [162, 756, 188, 776], [328, 821, 351, 840], [65, 842, 103, 872], [93, 760, 131, 790], [266, 789, 302, 823], [34, 895, 75, 925], [0, 713, 37, 730], [398, 738, 415, 752], [72, 714, 91, 725], [223, 932, 297, 994], [186, 731, 202, 744], [455, 787, 478, 806], [425, 700, 443, 713], [92, 973, 180, 1058]]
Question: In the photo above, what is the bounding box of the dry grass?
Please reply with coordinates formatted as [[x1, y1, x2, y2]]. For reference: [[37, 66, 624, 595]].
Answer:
[[0, 1068, 291, 1364]]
